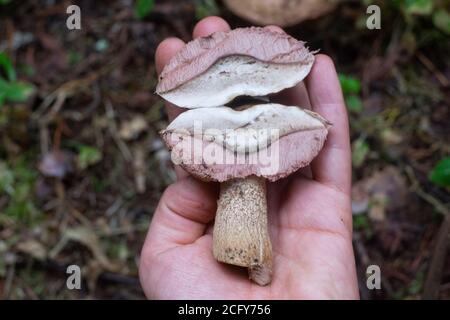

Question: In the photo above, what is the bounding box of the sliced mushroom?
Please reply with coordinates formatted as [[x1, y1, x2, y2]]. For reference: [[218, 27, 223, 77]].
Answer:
[[156, 27, 314, 108], [161, 104, 330, 182], [156, 27, 330, 286]]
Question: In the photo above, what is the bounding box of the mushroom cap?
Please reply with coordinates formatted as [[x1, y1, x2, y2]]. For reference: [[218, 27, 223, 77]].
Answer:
[[156, 27, 315, 109], [160, 103, 330, 182], [223, 0, 338, 27]]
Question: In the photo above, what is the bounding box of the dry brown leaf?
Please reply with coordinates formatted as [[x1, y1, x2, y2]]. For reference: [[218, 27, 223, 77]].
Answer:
[[119, 117, 148, 141], [352, 166, 407, 221], [64, 227, 120, 272], [16, 240, 47, 261]]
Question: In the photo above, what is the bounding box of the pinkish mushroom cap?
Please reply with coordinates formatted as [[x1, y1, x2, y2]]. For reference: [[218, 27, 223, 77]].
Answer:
[[156, 27, 315, 108], [161, 104, 330, 182]]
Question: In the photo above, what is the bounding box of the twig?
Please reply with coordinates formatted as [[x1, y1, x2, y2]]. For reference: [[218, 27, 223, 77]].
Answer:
[[353, 232, 370, 266], [62, 82, 101, 121], [422, 215, 450, 299], [405, 166, 450, 299], [3, 263, 15, 299], [105, 100, 132, 162], [98, 272, 141, 287], [105, 198, 124, 217], [133, 146, 146, 193], [54, 179, 70, 233], [39, 123, 50, 154], [95, 222, 149, 237], [416, 52, 450, 88], [53, 118, 63, 151], [405, 166, 449, 217], [33, 73, 99, 122], [353, 232, 371, 300], [69, 206, 94, 229]]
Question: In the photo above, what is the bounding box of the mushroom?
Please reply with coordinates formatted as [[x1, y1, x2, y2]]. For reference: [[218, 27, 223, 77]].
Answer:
[[223, 0, 338, 27], [156, 27, 330, 285], [156, 27, 315, 108]]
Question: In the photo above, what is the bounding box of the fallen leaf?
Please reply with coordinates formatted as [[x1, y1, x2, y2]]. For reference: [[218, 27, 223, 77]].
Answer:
[[64, 227, 120, 272], [119, 116, 148, 140], [133, 146, 146, 193], [76, 145, 102, 170], [16, 240, 47, 261], [352, 137, 370, 168], [352, 166, 407, 221]]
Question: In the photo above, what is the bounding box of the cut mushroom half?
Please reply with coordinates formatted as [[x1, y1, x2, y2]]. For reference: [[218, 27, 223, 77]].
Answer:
[[161, 104, 330, 181], [161, 104, 330, 284], [156, 27, 315, 108]]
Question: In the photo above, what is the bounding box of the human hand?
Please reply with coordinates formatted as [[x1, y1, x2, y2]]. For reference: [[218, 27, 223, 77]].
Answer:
[[139, 16, 359, 299]]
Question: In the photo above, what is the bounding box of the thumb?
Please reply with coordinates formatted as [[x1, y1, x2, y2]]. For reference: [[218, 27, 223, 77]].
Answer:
[[143, 177, 218, 254]]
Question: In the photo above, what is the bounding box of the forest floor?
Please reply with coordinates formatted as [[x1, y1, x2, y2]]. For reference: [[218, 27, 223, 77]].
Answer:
[[0, 0, 449, 299]]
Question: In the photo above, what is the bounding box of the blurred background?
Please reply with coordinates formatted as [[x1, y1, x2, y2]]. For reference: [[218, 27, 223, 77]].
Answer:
[[0, 0, 449, 299]]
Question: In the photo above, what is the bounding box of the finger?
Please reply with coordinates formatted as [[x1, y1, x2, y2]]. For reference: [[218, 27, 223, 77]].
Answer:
[[192, 16, 230, 38], [264, 25, 284, 33], [144, 177, 219, 253], [205, 222, 214, 236], [271, 81, 311, 109], [305, 54, 351, 195], [174, 166, 189, 179], [296, 166, 313, 179], [155, 37, 186, 122], [155, 37, 185, 75], [155, 38, 189, 178]]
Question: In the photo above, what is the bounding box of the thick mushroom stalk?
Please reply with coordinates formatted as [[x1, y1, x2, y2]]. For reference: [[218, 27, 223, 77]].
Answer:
[[214, 176, 272, 285]]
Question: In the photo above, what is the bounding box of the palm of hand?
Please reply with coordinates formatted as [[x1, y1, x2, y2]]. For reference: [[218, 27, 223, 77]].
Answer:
[[139, 17, 359, 300], [141, 177, 357, 299]]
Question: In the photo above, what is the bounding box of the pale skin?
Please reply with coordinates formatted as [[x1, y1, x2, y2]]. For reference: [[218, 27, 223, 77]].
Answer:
[[139, 16, 360, 299]]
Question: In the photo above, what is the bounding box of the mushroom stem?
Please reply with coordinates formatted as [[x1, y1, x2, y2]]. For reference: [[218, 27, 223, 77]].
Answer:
[[213, 175, 272, 285]]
